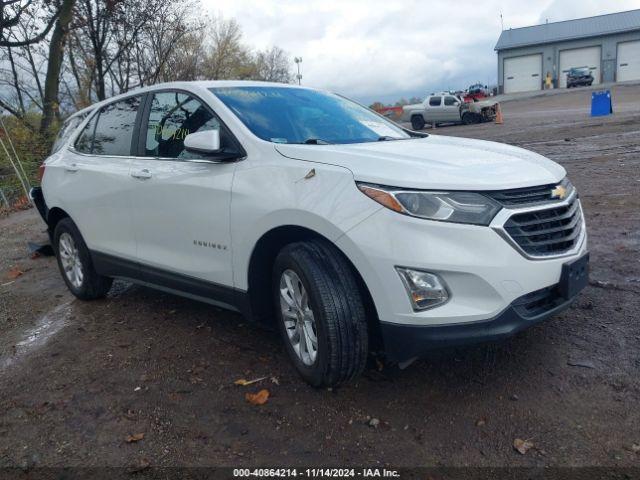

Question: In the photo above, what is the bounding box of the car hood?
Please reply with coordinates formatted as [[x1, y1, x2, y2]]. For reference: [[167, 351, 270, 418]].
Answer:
[[274, 135, 565, 191]]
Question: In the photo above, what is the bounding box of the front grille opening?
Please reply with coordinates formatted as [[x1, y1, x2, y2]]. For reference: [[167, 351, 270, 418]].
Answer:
[[486, 183, 557, 207], [513, 285, 564, 318], [504, 199, 583, 256]]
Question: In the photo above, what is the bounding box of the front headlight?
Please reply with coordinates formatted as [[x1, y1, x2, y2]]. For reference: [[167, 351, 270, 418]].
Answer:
[[357, 183, 501, 226]]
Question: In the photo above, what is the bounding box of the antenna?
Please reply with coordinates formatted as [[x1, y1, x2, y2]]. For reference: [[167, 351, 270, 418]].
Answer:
[[500, 13, 504, 31]]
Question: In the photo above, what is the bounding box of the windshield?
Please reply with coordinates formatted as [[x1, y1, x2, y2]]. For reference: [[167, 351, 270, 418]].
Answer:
[[210, 86, 410, 144]]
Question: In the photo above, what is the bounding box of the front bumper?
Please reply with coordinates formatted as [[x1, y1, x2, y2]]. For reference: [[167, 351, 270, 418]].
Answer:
[[380, 279, 584, 363], [335, 189, 588, 362]]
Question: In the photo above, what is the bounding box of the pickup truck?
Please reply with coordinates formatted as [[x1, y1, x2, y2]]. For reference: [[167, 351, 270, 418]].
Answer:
[[401, 94, 497, 130]]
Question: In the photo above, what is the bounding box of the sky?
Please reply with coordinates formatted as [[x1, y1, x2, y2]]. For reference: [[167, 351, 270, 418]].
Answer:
[[204, 0, 640, 104]]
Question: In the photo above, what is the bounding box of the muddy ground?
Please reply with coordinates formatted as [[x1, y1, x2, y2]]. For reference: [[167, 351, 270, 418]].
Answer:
[[1, 84, 639, 469]]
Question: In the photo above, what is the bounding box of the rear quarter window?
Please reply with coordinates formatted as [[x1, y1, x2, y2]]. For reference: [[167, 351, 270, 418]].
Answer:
[[51, 114, 88, 153], [74, 112, 99, 154]]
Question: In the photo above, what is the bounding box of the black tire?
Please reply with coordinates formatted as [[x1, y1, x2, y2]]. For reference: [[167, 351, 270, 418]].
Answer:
[[53, 217, 113, 300], [411, 115, 425, 131], [461, 112, 475, 125], [272, 240, 368, 387]]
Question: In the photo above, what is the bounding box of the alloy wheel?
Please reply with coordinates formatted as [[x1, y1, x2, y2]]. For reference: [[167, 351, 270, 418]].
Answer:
[[279, 269, 318, 366], [59, 232, 84, 288]]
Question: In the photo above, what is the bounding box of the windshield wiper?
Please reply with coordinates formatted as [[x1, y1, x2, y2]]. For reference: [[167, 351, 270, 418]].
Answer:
[[303, 138, 332, 145], [378, 136, 413, 141]]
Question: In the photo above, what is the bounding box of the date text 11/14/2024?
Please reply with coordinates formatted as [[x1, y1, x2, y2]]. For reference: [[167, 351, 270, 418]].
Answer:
[[233, 468, 401, 478]]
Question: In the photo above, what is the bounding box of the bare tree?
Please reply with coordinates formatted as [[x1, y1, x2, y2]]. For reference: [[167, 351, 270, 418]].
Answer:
[[0, 0, 57, 47], [205, 16, 251, 80], [159, 28, 207, 82], [127, 0, 202, 86], [40, 0, 75, 133], [0, 2, 50, 123], [253, 46, 292, 83], [1, 2, 292, 126]]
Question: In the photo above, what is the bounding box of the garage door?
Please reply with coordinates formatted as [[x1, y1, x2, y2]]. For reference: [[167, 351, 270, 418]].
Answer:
[[559, 46, 601, 88], [504, 54, 542, 93], [617, 41, 640, 82]]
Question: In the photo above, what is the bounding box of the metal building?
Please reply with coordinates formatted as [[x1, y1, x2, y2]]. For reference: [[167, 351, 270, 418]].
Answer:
[[495, 10, 640, 93]]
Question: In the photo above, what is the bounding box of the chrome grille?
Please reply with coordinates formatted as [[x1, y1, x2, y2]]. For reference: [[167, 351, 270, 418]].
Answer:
[[503, 197, 583, 256]]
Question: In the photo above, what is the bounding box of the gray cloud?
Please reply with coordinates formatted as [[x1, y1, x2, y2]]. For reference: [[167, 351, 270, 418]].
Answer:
[[207, 0, 640, 104]]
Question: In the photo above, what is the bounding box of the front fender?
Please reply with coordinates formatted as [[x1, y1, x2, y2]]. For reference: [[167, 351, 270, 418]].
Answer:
[[230, 158, 381, 289]]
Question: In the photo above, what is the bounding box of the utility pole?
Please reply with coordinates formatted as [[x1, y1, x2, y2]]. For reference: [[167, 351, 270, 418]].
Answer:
[[294, 57, 302, 85]]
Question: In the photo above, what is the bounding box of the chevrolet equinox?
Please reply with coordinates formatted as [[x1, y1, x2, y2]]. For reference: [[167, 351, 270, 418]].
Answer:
[[31, 81, 589, 386]]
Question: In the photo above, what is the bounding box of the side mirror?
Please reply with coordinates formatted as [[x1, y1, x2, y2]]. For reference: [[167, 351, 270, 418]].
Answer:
[[184, 130, 221, 154], [453, 101, 460, 106]]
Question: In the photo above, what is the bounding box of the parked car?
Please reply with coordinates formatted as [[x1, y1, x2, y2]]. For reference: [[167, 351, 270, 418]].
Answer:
[[31, 81, 589, 387], [401, 94, 496, 129], [566, 68, 594, 88]]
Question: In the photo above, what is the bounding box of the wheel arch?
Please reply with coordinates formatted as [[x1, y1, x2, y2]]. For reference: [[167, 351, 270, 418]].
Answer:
[[246, 224, 383, 350], [47, 206, 71, 234]]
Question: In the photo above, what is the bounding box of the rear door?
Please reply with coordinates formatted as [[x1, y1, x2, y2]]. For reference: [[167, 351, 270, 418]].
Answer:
[[61, 95, 142, 260], [423, 96, 442, 122], [129, 89, 243, 288]]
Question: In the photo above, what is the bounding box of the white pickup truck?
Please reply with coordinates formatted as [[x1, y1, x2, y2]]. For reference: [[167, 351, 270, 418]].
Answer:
[[401, 94, 497, 130]]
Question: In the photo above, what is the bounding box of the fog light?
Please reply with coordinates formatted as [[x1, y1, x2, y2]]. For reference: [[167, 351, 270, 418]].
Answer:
[[396, 267, 449, 311]]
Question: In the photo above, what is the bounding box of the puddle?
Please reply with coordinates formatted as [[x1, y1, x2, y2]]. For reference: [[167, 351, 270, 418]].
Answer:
[[0, 302, 72, 372]]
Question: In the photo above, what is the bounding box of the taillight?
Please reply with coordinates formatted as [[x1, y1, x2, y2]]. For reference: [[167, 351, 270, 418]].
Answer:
[[37, 163, 46, 182]]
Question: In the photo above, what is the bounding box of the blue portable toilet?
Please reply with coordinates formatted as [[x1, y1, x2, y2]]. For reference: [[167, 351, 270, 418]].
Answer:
[[591, 90, 613, 116]]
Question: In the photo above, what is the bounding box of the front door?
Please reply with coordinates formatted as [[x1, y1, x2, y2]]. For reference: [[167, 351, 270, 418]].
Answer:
[[129, 90, 243, 288], [443, 96, 462, 121]]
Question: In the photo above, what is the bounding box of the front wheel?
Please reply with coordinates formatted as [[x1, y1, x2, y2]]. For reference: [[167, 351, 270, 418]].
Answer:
[[273, 240, 368, 387], [411, 115, 425, 130], [54, 218, 113, 300], [463, 112, 481, 125]]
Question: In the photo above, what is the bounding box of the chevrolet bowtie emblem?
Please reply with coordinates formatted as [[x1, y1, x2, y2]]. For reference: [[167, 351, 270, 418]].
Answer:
[[551, 185, 567, 200]]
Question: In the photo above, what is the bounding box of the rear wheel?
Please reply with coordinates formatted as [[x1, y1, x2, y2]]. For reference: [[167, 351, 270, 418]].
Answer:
[[54, 218, 113, 300], [411, 115, 425, 131], [273, 240, 368, 387]]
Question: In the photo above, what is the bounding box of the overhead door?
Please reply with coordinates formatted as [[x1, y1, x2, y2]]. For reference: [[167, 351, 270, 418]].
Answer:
[[504, 54, 542, 93], [559, 46, 601, 88], [617, 41, 640, 82]]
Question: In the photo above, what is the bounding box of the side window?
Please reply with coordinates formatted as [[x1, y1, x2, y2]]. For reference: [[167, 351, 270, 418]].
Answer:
[[444, 96, 458, 106], [429, 96, 442, 107], [74, 112, 99, 153], [52, 114, 87, 154], [145, 91, 238, 159], [92, 96, 141, 156]]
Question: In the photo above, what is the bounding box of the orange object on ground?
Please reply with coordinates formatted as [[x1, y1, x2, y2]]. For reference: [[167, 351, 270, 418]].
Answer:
[[495, 103, 504, 124]]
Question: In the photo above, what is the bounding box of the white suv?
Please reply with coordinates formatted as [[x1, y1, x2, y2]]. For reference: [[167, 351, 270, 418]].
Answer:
[[31, 81, 589, 386]]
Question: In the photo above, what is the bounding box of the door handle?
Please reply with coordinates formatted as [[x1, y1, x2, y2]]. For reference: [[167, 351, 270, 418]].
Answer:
[[65, 163, 79, 173], [131, 168, 152, 180]]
